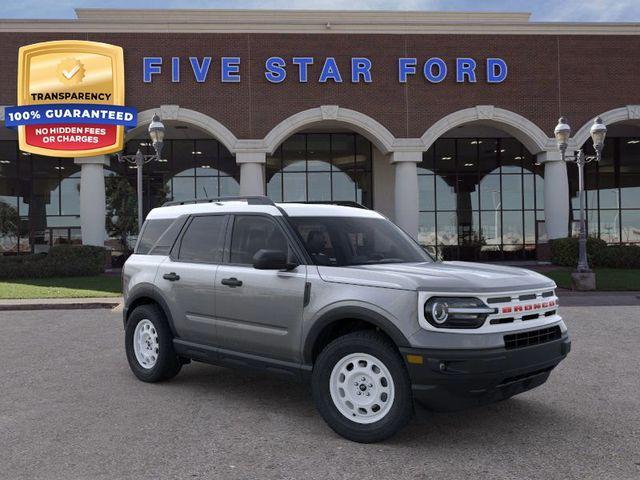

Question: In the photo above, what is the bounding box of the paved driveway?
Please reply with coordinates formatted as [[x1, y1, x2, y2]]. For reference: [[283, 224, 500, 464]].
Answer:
[[1, 306, 639, 480]]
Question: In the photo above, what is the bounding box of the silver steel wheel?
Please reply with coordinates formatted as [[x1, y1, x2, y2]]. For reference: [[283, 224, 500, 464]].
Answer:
[[133, 319, 159, 369], [329, 352, 395, 424]]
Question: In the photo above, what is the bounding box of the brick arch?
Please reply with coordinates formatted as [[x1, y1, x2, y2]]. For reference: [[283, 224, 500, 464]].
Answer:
[[420, 105, 553, 155], [263, 106, 396, 155], [127, 105, 239, 153]]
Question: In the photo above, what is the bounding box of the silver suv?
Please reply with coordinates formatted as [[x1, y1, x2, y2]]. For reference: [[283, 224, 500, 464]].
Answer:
[[122, 196, 570, 443]]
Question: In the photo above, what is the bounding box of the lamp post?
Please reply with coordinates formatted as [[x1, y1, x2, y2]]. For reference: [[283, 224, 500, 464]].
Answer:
[[117, 113, 166, 232], [553, 116, 607, 274]]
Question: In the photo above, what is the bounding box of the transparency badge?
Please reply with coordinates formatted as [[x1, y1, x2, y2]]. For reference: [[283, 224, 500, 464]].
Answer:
[[5, 40, 137, 157]]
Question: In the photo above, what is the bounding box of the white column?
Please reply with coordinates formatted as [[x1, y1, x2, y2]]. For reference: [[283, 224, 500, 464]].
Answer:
[[391, 151, 421, 239], [237, 152, 266, 196], [538, 151, 569, 239], [74, 156, 109, 246]]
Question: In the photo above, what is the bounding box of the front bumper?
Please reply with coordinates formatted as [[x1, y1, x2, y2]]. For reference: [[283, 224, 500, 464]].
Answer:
[[400, 333, 571, 411]]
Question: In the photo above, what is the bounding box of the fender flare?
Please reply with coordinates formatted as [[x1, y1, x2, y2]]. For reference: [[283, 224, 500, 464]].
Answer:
[[123, 283, 177, 337], [302, 305, 410, 364]]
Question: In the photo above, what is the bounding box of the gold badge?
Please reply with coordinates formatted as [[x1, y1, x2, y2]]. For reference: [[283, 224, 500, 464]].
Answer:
[[16, 40, 126, 157]]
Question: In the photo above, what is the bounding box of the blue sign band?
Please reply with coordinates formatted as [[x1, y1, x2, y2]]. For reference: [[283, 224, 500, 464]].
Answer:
[[5, 104, 138, 128]]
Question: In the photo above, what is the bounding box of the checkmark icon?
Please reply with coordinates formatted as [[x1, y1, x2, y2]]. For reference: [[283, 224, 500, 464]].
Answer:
[[62, 64, 80, 79]]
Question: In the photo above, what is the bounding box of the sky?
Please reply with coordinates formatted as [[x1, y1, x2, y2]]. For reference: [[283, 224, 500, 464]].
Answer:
[[1, 0, 639, 22]]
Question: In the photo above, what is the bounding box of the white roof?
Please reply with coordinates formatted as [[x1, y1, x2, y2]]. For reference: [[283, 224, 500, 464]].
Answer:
[[145, 200, 383, 220]]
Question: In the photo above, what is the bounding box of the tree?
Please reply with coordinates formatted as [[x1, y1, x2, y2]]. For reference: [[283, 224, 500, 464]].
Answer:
[[104, 176, 171, 253], [0, 201, 20, 251], [105, 176, 138, 253]]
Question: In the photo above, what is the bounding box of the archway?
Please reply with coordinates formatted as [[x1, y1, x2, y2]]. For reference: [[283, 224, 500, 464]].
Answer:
[[262, 106, 396, 215], [569, 106, 640, 246], [417, 115, 551, 261]]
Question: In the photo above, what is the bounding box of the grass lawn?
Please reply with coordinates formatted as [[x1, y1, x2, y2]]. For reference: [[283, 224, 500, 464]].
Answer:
[[543, 268, 640, 291], [0, 275, 122, 299]]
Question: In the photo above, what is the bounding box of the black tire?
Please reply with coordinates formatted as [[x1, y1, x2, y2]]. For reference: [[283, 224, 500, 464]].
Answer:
[[125, 304, 182, 382], [311, 331, 413, 443]]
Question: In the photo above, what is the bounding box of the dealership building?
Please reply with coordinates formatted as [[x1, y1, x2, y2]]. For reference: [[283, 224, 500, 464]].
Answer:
[[0, 8, 640, 261]]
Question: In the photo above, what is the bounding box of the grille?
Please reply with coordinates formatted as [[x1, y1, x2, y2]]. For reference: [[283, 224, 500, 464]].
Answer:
[[504, 326, 561, 350]]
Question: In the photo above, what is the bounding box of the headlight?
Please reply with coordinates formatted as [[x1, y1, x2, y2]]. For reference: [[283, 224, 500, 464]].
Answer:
[[424, 297, 495, 329]]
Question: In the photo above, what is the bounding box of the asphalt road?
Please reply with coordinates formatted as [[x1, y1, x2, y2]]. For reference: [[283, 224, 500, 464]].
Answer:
[[1, 306, 639, 480]]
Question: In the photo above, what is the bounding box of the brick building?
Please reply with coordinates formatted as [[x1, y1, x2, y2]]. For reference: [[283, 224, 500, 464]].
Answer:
[[0, 9, 639, 260]]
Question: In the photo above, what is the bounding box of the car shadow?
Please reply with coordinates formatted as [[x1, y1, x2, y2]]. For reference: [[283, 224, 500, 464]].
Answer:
[[152, 361, 571, 445]]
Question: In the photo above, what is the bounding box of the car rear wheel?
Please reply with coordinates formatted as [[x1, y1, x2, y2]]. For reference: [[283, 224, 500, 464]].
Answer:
[[125, 304, 182, 382], [312, 331, 413, 443]]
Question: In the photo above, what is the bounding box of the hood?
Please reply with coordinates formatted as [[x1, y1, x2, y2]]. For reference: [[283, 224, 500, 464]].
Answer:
[[317, 261, 556, 293]]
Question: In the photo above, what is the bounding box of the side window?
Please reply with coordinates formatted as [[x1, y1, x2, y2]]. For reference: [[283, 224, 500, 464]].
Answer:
[[136, 219, 173, 254], [229, 215, 289, 264], [177, 215, 227, 263]]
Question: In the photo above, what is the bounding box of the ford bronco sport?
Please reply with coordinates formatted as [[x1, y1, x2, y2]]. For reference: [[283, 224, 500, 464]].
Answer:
[[122, 196, 570, 443]]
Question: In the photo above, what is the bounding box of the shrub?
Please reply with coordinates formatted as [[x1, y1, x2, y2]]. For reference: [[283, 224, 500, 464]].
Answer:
[[0, 245, 106, 279], [550, 237, 640, 268]]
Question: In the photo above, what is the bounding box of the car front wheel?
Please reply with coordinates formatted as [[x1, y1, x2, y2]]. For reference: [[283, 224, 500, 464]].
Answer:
[[312, 331, 413, 443]]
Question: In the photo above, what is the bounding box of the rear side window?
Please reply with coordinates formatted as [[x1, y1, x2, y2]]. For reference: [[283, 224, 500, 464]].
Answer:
[[177, 215, 227, 263], [148, 217, 188, 255], [136, 219, 173, 254]]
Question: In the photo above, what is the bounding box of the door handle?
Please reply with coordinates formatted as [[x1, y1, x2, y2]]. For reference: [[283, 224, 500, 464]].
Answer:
[[221, 277, 243, 288], [162, 272, 181, 282]]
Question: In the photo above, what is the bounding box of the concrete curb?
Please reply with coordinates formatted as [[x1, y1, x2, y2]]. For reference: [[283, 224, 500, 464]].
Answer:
[[0, 297, 123, 312]]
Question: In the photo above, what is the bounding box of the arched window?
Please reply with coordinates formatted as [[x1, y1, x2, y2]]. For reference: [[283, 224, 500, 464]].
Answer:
[[418, 137, 543, 261], [266, 133, 373, 207]]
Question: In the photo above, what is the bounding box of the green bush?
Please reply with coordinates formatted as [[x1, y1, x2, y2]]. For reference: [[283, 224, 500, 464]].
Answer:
[[0, 245, 106, 279], [550, 237, 640, 268]]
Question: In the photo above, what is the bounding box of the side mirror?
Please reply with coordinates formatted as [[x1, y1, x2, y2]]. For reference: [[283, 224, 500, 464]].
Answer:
[[252, 249, 296, 270]]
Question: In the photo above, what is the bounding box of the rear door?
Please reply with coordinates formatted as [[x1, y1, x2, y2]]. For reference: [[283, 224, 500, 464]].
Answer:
[[214, 214, 307, 362], [156, 214, 229, 345]]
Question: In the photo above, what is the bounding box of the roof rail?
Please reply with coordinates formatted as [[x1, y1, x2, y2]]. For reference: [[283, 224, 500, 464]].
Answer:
[[280, 200, 369, 210], [162, 196, 276, 207]]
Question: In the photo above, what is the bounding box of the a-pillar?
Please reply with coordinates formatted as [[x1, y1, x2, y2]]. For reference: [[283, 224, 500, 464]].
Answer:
[[391, 151, 421, 239], [74, 155, 108, 246], [237, 152, 266, 196], [538, 151, 569, 239]]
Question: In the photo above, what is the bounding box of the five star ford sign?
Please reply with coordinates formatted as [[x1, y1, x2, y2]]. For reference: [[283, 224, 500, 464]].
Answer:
[[5, 40, 137, 157]]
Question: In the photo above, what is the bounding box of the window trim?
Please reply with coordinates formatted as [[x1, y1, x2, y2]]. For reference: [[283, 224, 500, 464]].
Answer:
[[170, 213, 230, 265]]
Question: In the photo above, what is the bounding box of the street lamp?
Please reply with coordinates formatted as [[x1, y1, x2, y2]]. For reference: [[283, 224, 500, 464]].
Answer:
[[554, 116, 607, 273], [117, 113, 166, 232]]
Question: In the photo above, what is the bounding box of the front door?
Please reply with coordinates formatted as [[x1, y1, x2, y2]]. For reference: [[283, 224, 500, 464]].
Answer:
[[215, 214, 307, 362], [156, 214, 229, 345]]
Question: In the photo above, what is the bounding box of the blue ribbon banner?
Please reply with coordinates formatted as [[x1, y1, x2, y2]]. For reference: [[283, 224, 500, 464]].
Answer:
[[4, 104, 137, 128]]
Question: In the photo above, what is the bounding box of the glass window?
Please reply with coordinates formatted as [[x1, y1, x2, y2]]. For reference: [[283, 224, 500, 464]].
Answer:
[[136, 218, 174, 255], [620, 174, 640, 209], [178, 215, 227, 263], [282, 135, 306, 172], [308, 172, 332, 201], [289, 216, 431, 266], [501, 175, 523, 210], [434, 139, 456, 176], [307, 134, 331, 171], [479, 175, 501, 211], [435, 176, 456, 210], [230, 215, 288, 264], [195, 177, 218, 199], [599, 210, 620, 243], [418, 175, 435, 211], [621, 210, 640, 243], [266, 133, 372, 208], [172, 140, 195, 177]]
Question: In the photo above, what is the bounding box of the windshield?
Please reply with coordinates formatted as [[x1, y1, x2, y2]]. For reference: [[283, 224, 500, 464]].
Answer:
[[289, 216, 433, 267]]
